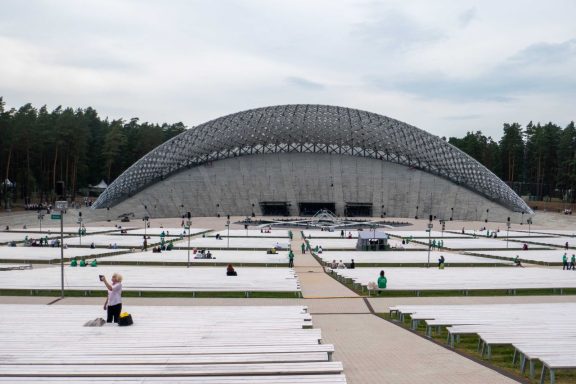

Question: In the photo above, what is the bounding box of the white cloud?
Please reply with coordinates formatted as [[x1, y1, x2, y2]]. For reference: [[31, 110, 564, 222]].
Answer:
[[0, 0, 575, 139]]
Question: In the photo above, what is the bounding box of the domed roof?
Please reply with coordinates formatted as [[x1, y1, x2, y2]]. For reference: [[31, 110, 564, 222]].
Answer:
[[93, 104, 531, 214]]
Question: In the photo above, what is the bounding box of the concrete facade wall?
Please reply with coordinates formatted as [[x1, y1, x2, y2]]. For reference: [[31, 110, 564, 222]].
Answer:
[[110, 153, 527, 223]]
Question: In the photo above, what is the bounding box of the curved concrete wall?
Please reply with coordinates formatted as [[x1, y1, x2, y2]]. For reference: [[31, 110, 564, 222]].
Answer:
[[111, 153, 527, 223]]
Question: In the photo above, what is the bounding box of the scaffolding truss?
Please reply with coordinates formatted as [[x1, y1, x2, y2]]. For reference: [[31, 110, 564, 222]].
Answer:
[[93, 104, 532, 214]]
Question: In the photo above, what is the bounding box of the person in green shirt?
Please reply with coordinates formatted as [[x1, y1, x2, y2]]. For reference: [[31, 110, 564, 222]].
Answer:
[[288, 251, 294, 268], [571, 254, 576, 270], [79, 258, 87, 267], [301, 243, 306, 254], [70, 257, 78, 267], [377, 270, 387, 289], [563, 253, 568, 270], [90, 259, 97, 267]]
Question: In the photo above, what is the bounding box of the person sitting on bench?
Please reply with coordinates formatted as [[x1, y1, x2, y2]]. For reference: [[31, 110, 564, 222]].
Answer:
[[514, 255, 522, 267], [226, 264, 237, 276], [377, 270, 387, 293], [438, 255, 445, 269]]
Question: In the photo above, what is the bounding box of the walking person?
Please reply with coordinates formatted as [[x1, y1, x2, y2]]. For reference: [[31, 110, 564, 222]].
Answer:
[[571, 254, 576, 271], [563, 253, 569, 270], [301, 242, 306, 254], [101, 273, 123, 324], [288, 250, 294, 268]]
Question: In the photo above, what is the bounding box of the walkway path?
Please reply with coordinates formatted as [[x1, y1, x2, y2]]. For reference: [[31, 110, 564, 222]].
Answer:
[[294, 236, 359, 298]]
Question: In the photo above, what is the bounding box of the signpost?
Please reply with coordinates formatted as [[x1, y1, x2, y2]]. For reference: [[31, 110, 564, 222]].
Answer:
[[55, 200, 68, 298]]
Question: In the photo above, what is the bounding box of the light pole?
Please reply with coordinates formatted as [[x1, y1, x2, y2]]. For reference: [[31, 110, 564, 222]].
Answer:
[[55, 200, 68, 298], [78, 211, 83, 246], [226, 215, 231, 249], [186, 212, 191, 268], [143, 215, 149, 237], [37, 211, 44, 232], [143, 215, 149, 250], [506, 217, 511, 249], [427, 215, 433, 268]]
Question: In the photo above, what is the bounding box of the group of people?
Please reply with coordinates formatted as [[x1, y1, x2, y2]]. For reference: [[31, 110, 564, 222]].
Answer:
[[429, 239, 444, 250], [193, 249, 214, 259], [70, 257, 97, 267], [329, 259, 354, 269], [562, 253, 576, 270]]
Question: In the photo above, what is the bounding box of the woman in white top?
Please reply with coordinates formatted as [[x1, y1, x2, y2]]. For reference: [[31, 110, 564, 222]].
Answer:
[[101, 273, 123, 323]]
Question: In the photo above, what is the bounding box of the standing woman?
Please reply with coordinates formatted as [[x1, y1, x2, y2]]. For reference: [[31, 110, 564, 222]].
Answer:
[[101, 273, 123, 323]]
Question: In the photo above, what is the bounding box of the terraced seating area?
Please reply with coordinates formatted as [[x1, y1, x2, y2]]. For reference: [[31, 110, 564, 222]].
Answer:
[[209, 229, 290, 238], [0, 232, 61, 245], [185, 237, 290, 250], [386, 230, 471, 239], [66, 234, 164, 248], [414, 238, 550, 250], [125, 227, 208, 237], [0, 263, 31, 271], [390, 303, 576, 384], [0, 265, 300, 295], [0, 305, 346, 383], [98, 250, 290, 266], [464, 249, 572, 265], [4, 226, 122, 234], [0, 246, 120, 263], [315, 251, 510, 266], [447, 229, 555, 238], [333, 267, 576, 294], [308, 238, 426, 250], [517, 236, 576, 249], [302, 230, 359, 239]]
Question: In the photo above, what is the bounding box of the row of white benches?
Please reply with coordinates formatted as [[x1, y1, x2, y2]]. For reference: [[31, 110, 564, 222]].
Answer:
[[0, 305, 346, 383], [334, 267, 576, 293], [0, 266, 301, 294], [390, 303, 576, 384], [315, 250, 510, 266]]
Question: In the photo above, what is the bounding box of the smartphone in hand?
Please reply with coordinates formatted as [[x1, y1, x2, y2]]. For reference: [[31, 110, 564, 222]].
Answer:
[[99, 275, 104, 281]]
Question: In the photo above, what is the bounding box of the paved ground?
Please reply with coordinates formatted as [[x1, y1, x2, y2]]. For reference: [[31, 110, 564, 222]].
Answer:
[[314, 314, 519, 384]]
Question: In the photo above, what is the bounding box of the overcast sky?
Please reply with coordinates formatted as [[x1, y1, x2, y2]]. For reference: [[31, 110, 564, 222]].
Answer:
[[1, 0, 575, 139]]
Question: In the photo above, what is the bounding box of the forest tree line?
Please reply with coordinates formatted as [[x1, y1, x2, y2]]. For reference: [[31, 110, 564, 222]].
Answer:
[[0, 98, 185, 207], [1, 98, 575, 206], [448, 121, 576, 202]]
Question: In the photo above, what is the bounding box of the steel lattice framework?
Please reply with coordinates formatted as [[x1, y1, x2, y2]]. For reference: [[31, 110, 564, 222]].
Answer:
[[92, 104, 531, 214]]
